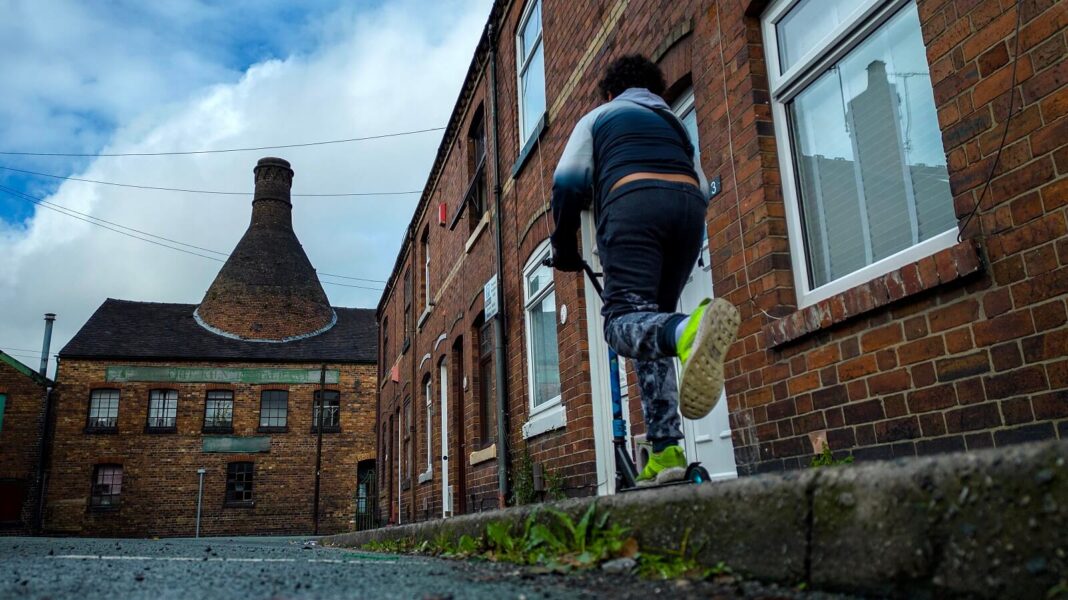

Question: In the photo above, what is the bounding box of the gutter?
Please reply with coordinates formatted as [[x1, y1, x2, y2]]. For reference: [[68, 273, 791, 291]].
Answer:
[[487, 21, 510, 508]]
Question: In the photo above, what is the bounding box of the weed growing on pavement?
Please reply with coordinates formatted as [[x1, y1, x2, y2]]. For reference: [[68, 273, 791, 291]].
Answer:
[[359, 503, 735, 583], [810, 443, 854, 468]]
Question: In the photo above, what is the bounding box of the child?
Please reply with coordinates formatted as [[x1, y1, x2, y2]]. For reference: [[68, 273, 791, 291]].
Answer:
[[550, 55, 740, 485]]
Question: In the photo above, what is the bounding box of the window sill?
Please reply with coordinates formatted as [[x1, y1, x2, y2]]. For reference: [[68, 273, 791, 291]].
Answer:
[[511, 113, 548, 179], [418, 469, 433, 484], [522, 402, 566, 439], [257, 426, 288, 434], [764, 241, 983, 348], [88, 504, 120, 513], [84, 428, 117, 435], [465, 215, 490, 254], [310, 427, 341, 434], [203, 427, 234, 435], [224, 501, 255, 509], [144, 427, 177, 434], [469, 443, 497, 466], [417, 306, 433, 330]]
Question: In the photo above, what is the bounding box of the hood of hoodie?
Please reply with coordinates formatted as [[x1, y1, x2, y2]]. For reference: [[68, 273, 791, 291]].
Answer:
[[613, 87, 671, 111]]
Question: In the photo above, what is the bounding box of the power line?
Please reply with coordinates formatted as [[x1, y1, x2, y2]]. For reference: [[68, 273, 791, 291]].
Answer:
[[1, 346, 46, 354], [0, 126, 446, 158], [0, 165, 423, 197], [0, 185, 385, 291]]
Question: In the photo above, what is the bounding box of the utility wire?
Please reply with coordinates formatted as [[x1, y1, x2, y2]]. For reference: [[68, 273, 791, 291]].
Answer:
[[0, 165, 423, 197], [1, 346, 47, 354], [0, 185, 386, 291], [0, 126, 446, 158], [957, 0, 1023, 243]]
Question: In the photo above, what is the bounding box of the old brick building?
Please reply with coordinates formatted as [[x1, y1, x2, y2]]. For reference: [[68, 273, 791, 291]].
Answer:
[[378, 0, 1067, 523], [43, 158, 379, 537], [0, 350, 50, 533]]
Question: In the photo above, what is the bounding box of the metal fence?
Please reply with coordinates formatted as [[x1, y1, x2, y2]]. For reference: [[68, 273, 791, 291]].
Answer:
[[354, 464, 379, 531]]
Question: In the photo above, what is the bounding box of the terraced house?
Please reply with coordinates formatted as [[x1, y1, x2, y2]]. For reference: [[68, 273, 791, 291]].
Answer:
[[377, 0, 1067, 523], [42, 158, 379, 537]]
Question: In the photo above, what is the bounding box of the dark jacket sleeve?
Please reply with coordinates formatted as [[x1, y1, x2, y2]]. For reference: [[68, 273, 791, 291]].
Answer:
[[549, 110, 597, 266]]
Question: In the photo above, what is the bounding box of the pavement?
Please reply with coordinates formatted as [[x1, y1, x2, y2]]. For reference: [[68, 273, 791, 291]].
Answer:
[[0, 535, 859, 599]]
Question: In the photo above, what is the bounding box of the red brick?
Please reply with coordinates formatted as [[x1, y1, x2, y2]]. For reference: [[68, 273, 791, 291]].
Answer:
[[912, 362, 938, 388], [868, 369, 912, 395], [983, 365, 1049, 399], [972, 310, 1035, 346], [908, 384, 959, 413], [990, 341, 1024, 371], [920, 412, 948, 437], [874, 416, 921, 444], [1001, 397, 1035, 425], [1032, 391, 1068, 419], [1021, 327, 1068, 362], [861, 323, 904, 353], [837, 355, 879, 381], [898, 337, 947, 366], [945, 402, 1003, 433], [936, 351, 992, 381]]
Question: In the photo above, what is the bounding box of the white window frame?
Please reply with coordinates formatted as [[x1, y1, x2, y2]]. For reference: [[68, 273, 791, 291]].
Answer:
[[521, 241, 565, 439], [762, 0, 958, 308], [516, 0, 545, 147]]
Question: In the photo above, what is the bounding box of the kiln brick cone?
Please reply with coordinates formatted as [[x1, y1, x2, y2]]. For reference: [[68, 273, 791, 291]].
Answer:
[[196, 157, 334, 341]]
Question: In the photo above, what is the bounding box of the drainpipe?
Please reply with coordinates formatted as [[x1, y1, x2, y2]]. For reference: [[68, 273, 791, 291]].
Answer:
[[33, 313, 56, 534], [487, 21, 510, 508], [39, 313, 54, 377]]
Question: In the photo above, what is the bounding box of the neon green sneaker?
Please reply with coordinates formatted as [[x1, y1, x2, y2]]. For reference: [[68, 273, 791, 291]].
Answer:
[[677, 297, 741, 420], [636, 445, 687, 487]]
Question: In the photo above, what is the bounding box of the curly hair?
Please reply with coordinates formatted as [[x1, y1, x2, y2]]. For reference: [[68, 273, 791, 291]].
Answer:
[[598, 54, 666, 99]]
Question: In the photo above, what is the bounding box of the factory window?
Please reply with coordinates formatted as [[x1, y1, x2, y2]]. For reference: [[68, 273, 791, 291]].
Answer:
[[312, 390, 341, 433], [145, 389, 178, 432], [258, 390, 288, 432], [225, 462, 254, 506], [89, 464, 123, 510], [203, 390, 234, 433], [86, 389, 120, 433]]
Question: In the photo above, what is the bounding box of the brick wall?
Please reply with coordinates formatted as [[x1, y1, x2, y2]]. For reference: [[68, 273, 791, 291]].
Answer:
[[377, 0, 1068, 522], [44, 358, 376, 537], [0, 357, 48, 533]]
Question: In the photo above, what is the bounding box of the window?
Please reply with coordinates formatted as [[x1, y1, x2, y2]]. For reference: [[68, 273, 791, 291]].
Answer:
[[421, 227, 432, 312], [423, 376, 433, 474], [382, 316, 390, 376], [258, 390, 288, 431], [763, 0, 955, 307], [90, 464, 122, 509], [225, 462, 254, 506], [203, 390, 234, 433], [516, 0, 546, 146], [403, 268, 412, 350], [145, 389, 178, 432], [87, 389, 119, 432], [402, 398, 412, 485], [523, 243, 561, 412], [0, 394, 6, 432], [468, 114, 488, 233], [312, 390, 341, 432], [477, 319, 495, 446]]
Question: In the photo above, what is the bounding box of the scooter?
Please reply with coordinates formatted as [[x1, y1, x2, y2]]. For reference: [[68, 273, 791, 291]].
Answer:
[[544, 256, 712, 492]]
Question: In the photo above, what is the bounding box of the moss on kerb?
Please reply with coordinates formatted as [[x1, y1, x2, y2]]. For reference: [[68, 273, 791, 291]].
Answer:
[[324, 441, 1068, 598]]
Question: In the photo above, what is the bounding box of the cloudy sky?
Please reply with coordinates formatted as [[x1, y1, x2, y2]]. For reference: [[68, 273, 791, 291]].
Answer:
[[0, 0, 492, 376]]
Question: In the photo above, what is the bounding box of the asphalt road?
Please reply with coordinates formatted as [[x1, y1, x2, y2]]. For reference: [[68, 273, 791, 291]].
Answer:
[[1, 536, 862, 599]]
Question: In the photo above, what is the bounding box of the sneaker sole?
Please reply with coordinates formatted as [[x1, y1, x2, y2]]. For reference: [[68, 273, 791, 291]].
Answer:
[[679, 298, 740, 420]]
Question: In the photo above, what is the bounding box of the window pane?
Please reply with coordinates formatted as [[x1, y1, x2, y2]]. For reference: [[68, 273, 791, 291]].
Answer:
[[529, 290, 561, 407], [520, 0, 541, 59], [520, 44, 545, 142], [148, 389, 178, 429], [260, 391, 288, 428], [313, 390, 340, 429], [226, 462, 254, 504], [777, 0, 861, 72], [526, 260, 552, 298], [91, 465, 122, 507], [787, 3, 953, 289], [89, 389, 119, 429], [205, 391, 233, 429]]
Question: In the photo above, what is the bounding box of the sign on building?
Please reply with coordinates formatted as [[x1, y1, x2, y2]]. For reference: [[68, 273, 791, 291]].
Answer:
[[484, 274, 499, 320]]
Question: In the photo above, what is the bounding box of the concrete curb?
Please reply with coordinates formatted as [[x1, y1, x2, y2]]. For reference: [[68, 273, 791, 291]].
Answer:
[[324, 441, 1067, 598]]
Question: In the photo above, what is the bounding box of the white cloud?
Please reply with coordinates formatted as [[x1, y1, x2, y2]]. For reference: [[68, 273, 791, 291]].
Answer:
[[0, 0, 492, 376]]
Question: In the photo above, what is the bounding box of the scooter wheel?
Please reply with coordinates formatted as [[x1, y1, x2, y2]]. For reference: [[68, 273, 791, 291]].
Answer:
[[685, 464, 711, 485]]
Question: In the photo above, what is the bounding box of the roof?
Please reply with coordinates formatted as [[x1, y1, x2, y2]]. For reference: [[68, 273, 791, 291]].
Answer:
[[59, 299, 377, 363], [0, 350, 52, 386]]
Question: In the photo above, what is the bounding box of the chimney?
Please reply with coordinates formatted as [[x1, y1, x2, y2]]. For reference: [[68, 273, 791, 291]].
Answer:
[[195, 157, 334, 341], [40, 313, 55, 377]]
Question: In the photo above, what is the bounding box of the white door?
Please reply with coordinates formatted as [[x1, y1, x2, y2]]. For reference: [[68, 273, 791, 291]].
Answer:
[[673, 89, 737, 480], [676, 234, 738, 480], [439, 360, 451, 517]]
